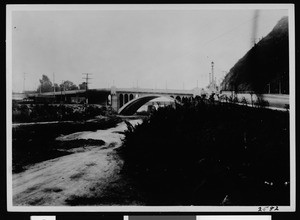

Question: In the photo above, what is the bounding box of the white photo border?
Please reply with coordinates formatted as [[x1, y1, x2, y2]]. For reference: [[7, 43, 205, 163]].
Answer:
[[6, 3, 296, 212]]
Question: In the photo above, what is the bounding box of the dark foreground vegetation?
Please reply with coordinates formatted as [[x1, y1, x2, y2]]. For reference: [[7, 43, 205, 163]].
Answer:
[[12, 116, 122, 173], [12, 103, 115, 123], [119, 99, 290, 205]]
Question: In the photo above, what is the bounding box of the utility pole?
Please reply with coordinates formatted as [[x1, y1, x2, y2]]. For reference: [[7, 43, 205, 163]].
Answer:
[[39, 77, 43, 94], [23, 72, 28, 93], [53, 72, 56, 92], [82, 73, 92, 90], [279, 79, 281, 94], [60, 80, 67, 103], [211, 61, 215, 89], [82, 73, 92, 104], [53, 72, 56, 102], [61, 80, 64, 103], [215, 77, 217, 90], [252, 38, 256, 46]]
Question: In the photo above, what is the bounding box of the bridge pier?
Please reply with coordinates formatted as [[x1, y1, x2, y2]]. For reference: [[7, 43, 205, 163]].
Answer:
[[111, 94, 118, 112]]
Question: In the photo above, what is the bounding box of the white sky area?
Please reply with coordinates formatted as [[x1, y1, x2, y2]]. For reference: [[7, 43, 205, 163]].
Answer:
[[10, 6, 288, 92], [197, 216, 271, 220]]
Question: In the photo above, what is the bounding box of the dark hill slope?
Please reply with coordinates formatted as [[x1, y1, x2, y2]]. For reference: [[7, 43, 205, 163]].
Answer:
[[221, 16, 289, 94]]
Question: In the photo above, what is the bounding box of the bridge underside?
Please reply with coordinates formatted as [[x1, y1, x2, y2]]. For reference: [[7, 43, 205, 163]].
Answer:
[[118, 95, 172, 115]]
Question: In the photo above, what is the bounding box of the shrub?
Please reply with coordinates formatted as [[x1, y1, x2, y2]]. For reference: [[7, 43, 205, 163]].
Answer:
[[254, 97, 269, 108], [240, 97, 248, 105], [233, 96, 239, 103], [12, 104, 109, 123], [284, 104, 289, 111], [118, 101, 289, 205]]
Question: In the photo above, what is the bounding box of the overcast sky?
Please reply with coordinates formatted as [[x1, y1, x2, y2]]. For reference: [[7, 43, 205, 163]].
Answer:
[[9, 5, 288, 92]]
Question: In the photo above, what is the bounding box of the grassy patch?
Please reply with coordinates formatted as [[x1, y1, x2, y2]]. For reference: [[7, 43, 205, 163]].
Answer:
[[85, 162, 97, 167], [65, 195, 103, 206], [27, 197, 45, 206], [56, 139, 105, 150], [43, 187, 63, 193], [69, 172, 85, 180], [64, 178, 145, 206]]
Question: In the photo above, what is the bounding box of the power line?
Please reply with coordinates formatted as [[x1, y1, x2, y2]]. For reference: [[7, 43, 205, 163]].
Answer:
[[201, 13, 260, 48], [141, 13, 261, 80], [95, 15, 260, 89], [52, 72, 56, 100], [23, 72, 28, 93]]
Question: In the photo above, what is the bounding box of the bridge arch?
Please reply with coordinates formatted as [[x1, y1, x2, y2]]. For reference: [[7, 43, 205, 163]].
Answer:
[[118, 95, 177, 115]]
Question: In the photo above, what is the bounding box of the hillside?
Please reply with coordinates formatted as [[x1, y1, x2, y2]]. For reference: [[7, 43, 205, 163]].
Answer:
[[221, 16, 289, 94]]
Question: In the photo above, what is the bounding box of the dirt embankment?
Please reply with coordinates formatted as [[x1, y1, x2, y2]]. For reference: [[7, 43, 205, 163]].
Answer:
[[12, 119, 144, 206]]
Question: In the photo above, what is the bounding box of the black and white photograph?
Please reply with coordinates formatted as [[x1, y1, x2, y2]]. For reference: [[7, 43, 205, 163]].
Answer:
[[124, 216, 271, 220], [6, 4, 295, 211]]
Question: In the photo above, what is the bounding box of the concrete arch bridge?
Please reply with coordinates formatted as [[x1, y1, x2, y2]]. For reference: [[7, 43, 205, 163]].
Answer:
[[110, 87, 194, 115], [25, 87, 198, 115]]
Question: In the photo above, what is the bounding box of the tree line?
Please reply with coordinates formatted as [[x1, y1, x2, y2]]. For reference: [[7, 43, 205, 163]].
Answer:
[[37, 74, 87, 93]]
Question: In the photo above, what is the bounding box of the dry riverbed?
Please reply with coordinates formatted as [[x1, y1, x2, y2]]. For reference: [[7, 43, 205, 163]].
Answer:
[[12, 119, 144, 206]]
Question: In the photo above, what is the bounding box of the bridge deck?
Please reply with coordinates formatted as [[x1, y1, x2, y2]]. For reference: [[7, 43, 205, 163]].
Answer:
[[115, 88, 194, 95]]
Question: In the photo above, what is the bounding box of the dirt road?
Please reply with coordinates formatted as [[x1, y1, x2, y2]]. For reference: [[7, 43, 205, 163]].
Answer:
[[12, 119, 143, 206]]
